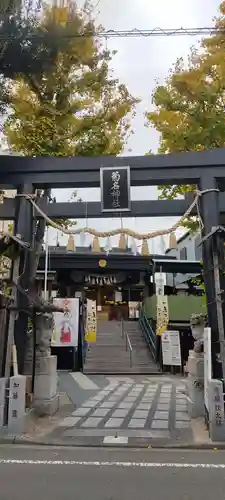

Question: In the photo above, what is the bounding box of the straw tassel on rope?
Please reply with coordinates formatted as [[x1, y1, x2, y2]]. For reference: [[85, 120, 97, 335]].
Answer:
[[92, 235, 101, 253], [66, 235, 75, 251], [118, 233, 127, 250], [19, 192, 201, 240], [141, 239, 149, 256], [169, 231, 177, 249]]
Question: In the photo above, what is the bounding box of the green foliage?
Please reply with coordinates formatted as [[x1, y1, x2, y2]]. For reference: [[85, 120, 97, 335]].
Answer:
[[2, 4, 138, 240], [4, 4, 138, 157], [146, 1, 225, 203], [0, 1, 43, 110], [0, 0, 90, 112], [53, 219, 76, 230]]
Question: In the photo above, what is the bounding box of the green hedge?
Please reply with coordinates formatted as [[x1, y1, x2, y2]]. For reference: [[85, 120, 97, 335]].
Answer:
[[144, 295, 205, 322]]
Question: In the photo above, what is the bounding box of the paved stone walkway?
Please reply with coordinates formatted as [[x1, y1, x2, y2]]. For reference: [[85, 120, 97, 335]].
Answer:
[[47, 376, 193, 446]]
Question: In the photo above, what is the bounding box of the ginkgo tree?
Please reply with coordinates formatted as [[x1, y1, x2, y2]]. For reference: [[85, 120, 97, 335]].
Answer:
[[2, 1, 139, 372], [146, 0, 225, 201], [3, 1, 138, 253], [0, 0, 87, 111], [4, 4, 138, 157], [3, 1, 138, 288]]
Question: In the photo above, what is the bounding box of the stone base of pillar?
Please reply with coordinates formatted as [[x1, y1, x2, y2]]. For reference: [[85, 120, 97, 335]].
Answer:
[[208, 379, 225, 442], [33, 355, 59, 416], [33, 394, 59, 416], [187, 350, 204, 418]]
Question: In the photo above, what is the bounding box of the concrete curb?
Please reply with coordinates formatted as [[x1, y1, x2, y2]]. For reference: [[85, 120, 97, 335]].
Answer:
[[83, 372, 164, 376], [0, 435, 222, 450]]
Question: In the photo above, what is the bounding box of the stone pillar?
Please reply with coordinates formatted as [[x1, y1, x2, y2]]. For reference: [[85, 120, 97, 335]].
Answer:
[[33, 312, 59, 416], [23, 327, 34, 376], [187, 350, 204, 418], [208, 379, 225, 441], [8, 375, 26, 435], [187, 315, 205, 418], [24, 311, 59, 416], [33, 356, 58, 416]]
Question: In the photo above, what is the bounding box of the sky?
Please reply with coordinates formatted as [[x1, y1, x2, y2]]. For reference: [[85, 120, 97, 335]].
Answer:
[[49, 0, 221, 252]]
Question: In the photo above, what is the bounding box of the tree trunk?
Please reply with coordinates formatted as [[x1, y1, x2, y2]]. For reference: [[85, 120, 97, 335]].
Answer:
[[15, 188, 51, 373]]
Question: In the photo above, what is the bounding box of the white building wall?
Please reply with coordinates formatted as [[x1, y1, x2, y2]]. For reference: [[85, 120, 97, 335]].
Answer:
[[167, 232, 202, 262], [166, 231, 202, 287], [181, 234, 196, 260]]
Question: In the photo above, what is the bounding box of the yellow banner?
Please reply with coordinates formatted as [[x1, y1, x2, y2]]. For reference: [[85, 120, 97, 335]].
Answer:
[[156, 295, 169, 336], [85, 299, 97, 343], [85, 329, 96, 343]]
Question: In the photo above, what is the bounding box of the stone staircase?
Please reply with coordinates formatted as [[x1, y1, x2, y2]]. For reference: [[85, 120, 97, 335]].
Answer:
[[83, 320, 160, 374]]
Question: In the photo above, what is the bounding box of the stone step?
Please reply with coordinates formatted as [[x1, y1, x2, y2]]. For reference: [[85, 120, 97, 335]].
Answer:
[[84, 320, 159, 375], [84, 367, 158, 374]]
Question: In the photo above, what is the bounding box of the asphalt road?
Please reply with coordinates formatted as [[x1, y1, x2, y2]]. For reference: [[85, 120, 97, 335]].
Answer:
[[0, 445, 225, 500]]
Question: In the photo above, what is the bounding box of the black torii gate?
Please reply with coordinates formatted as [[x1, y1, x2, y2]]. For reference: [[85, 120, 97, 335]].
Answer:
[[0, 147, 225, 377]]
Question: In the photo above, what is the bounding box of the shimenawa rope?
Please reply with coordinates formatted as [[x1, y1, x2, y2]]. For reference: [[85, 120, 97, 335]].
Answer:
[[15, 188, 219, 240]]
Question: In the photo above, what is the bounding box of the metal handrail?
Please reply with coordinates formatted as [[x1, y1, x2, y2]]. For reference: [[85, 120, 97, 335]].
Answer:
[[125, 332, 133, 367], [139, 309, 157, 362]]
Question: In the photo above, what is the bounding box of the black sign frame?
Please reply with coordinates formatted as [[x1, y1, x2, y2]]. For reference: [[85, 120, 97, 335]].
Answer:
[[100, 166, 131, 213]]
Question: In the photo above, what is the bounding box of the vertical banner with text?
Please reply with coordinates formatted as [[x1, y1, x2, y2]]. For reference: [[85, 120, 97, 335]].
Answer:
[[155, 272, 169, 336], [100, 166, 131, 213], [161, 330, 181, 366], [85, 299, 97, 343]]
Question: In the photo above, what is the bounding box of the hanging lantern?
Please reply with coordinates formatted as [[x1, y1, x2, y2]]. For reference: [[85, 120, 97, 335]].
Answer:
[[92, 235, 101, 252], [169, 232, 177, 249], [66, 235, 75, 252], [118, 233, 127, 250], [141, 239, 149, 256]]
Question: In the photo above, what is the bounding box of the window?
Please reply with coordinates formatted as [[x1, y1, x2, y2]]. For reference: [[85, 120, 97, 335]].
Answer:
[[180, 246, 187, 260]]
